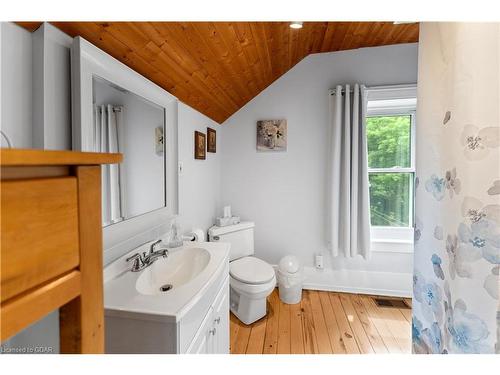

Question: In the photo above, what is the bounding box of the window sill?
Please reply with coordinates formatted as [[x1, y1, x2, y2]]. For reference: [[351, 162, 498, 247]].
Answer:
[[371, 238, 413, 244], [371, 240, 414, 253], [370, 226, 414, 253]]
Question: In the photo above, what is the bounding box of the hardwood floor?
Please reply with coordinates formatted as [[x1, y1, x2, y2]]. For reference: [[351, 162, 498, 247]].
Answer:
[[230, 289, 412, 354]]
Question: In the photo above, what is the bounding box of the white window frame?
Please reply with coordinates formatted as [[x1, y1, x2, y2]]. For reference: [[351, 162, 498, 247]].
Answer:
[[365, 84, 417, 253]]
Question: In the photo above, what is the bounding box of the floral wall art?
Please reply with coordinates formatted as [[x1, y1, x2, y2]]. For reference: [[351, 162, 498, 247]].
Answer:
[[413, 23, 500, 354], [256, 119, 287, 151]]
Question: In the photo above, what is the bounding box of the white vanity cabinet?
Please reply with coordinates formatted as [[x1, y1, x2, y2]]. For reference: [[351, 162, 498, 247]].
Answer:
[[105, 273, 230, 354], [187, 277, 229, 354], [104, 242, 230, 354], [212, 278, 230, 353]]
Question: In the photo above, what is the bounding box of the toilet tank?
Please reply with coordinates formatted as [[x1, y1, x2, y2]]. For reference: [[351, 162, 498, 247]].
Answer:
[[208, 222, 255, 261]]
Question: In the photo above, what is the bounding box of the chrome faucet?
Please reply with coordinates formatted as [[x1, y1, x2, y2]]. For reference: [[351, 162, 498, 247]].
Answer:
[[126, 239, 169, 272], [147, 239, 169, 262]]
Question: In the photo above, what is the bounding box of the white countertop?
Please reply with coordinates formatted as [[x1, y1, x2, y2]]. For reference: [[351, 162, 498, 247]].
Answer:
[[104, 240, 230, 323]]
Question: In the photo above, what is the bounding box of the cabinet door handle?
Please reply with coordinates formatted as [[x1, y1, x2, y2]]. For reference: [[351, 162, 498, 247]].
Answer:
[[214, 317, 221, 324], [209, 328, 217, 336]]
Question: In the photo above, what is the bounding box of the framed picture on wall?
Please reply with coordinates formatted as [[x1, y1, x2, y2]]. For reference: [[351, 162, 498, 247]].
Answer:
[[194, 131, 206, 160], [256, 119, 287, 151], [207, 127, 216, 153]]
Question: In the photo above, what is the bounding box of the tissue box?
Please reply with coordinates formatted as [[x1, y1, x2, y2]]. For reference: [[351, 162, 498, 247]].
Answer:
[[216, 216, 241, 227]]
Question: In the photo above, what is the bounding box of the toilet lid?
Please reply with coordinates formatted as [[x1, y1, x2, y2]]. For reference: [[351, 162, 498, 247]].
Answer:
[[230, 256, 275, 285]]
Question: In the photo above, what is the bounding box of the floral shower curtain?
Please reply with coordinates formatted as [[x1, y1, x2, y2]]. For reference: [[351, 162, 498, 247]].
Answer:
[[412, 23, 500, 354]]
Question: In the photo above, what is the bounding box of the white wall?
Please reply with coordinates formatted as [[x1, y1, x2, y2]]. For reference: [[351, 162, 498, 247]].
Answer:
[[1, 22, 72, 150], [177, 101, 222, 235], [1, 22, 32, 148], [221, 43, 418, 294], [32, 23, 73, 150]]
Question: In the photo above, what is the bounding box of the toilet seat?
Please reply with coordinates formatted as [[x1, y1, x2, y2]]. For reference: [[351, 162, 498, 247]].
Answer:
[[230, 256, 275, 285]]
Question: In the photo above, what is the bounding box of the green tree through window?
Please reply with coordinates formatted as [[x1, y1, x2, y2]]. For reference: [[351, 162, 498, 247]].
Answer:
[[366, 115, 413, 227]]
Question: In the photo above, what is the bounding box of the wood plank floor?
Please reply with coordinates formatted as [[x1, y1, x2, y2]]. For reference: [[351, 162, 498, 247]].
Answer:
[[230, 289, 411, 354]]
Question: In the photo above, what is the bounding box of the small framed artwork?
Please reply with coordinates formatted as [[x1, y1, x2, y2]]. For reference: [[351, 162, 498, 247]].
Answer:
[[257, 119, 287, 151], [194, 131, 206, 160], [207, 127, 216, 153], [155, 126, 164, 156]]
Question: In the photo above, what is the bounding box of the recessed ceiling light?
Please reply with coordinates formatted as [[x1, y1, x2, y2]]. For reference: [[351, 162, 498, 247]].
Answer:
[[289, 22, 303, 29]]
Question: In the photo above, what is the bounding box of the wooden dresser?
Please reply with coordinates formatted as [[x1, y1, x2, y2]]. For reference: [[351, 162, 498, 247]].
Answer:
[[0, 149, 122, 353]]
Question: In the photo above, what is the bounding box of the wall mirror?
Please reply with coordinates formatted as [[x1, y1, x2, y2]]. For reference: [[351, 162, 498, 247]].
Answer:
[[92, 76, 166, 226], [71, 36, 178, 248]]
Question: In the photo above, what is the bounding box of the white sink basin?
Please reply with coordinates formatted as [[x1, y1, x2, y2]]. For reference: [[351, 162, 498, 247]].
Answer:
[[136, 247, 210, 295], [104, 241, 229, 322]]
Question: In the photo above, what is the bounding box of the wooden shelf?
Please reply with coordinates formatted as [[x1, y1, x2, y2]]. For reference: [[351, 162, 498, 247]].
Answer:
[[1, 148, 122, 166]]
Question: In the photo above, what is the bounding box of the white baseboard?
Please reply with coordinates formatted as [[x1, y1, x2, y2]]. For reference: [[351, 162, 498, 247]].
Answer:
[[272, 265, 412, 298]]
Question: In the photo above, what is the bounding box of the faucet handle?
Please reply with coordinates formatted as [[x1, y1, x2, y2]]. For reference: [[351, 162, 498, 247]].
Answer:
[[126, 253, 140, 262], [150, 239, 163, 253], [126, 253, 143, 271]]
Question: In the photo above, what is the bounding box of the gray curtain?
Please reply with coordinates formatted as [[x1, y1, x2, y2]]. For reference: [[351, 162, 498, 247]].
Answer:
[[327, 84, 371, 259]]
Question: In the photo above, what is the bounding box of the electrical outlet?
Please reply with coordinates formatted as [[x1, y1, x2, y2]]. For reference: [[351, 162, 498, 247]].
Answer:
[[315, 254, 324, 269]]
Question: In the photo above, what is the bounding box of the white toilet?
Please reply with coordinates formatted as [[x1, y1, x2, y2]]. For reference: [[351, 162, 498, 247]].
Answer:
[[208, 222, 276, 325]]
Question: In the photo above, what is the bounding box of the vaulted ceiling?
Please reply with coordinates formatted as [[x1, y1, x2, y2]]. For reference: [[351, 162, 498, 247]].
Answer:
[[17, 22, 419, 123]]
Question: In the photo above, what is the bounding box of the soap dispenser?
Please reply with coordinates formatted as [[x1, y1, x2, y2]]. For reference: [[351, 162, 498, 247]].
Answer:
[[168, 219, 183, 248]]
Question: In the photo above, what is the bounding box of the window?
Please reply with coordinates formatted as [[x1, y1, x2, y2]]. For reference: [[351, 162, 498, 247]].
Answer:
[[367, 114, 415, 227], [366, 86, 416, 233]]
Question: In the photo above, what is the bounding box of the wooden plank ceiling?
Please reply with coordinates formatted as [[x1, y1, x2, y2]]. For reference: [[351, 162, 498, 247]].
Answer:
[[17, 22, 419, 123]]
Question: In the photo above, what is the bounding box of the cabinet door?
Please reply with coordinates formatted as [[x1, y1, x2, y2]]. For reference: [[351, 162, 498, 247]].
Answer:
[[191, 329, 211, 354], [186, 306, 214, 354], [212, 278, 230, 354]]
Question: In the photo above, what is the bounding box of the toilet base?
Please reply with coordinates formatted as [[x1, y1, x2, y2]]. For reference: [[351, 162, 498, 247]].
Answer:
[[229, 285, 270, 325], [229, 278, 276, 325]]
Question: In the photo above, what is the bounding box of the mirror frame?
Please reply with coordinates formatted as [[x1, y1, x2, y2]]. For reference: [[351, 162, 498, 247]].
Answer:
[[71, 36, 179, 253]]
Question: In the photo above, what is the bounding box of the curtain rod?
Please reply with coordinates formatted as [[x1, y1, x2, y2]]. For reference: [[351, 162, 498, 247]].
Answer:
[[329, 88, 354, 95], [329, 85, 362, 95], [329, 83, 417, 96], [95, 105, 123, 112]]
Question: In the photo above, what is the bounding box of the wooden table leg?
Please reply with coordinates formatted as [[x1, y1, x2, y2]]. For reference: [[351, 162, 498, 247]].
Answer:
[[60, 166, 104, 353]]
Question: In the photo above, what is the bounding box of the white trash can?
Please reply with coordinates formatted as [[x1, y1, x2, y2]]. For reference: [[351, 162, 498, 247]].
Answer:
[[277, 255, 303, 304]]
